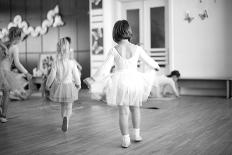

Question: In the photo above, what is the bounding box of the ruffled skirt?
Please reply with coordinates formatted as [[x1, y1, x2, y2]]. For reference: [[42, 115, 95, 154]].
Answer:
[[91, 69, 155, 107], [0, 69, 28, 91], [49, 81, 80, 103]]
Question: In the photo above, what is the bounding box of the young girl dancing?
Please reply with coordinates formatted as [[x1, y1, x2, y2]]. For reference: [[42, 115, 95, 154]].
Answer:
[[46, 38, 81, 132], [85, 20, 160, 148], [0, 27, 32, 123]]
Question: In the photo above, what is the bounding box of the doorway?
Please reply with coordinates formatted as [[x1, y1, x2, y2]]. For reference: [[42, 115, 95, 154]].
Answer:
[[121, 0, 169, 74]]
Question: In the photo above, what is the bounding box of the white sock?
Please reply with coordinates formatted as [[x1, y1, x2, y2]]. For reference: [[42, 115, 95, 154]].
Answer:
[[122, 134, 130, 145], [133, 128, 140, 137], [122, 134, 130, 139]]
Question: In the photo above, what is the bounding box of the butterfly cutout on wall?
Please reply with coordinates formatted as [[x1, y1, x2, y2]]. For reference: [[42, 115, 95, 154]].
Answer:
[[184, 12, 194, 23], [199, 10, 208, 20]]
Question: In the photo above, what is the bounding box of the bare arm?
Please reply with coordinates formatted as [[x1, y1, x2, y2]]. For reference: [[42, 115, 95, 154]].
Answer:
[[138, 46, 160, 71], [75, 61, 82, 71], [168, 80, 179, 97], [12, 46, 28, 74], [0, 41, 8, 56], [46, 62, 56, 88], [72, 62, 81, 88], [92, 49, 114, 80], [84, 49, 114, 87]]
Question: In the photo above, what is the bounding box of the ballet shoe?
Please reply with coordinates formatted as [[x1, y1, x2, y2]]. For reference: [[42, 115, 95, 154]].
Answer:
[[133, 128, 142, 142], [0, 115, 8, 123], [121, 135, 131, 148], [62, 117, 68, 132], [134, 135, 142, 142]]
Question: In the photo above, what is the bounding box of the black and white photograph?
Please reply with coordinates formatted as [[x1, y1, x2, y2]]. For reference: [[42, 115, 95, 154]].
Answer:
[[1, 0, 232, 155]]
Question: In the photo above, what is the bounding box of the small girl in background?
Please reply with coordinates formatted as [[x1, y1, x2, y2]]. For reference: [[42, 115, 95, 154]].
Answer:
[[150, 70, 180, 98], [46, 38, 81, 132]]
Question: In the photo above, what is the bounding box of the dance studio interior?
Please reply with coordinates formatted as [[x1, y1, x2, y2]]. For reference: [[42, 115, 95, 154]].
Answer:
[[0, 0, 232, 154]]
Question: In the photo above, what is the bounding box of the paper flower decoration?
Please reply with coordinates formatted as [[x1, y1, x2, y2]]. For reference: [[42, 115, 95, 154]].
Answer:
[[0, 5, 64, 39]]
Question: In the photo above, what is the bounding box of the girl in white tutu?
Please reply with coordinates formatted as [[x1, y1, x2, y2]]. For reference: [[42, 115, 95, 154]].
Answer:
[[46, 38, 81, 132], [0, 27, 32, 123], [84, 20, 160, 148]]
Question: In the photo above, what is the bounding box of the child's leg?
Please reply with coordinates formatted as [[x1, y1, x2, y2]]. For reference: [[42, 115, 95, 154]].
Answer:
[[118, 105, 130, 135], [129, 106, 142, 141], [66, 102, 73, 119], [1, 90, 9, 116], [61, 102, 72, 132], [129, 106, 140, 129], [0, 90, 10, 123], [61, 103, 66, 118], [118, 105, 131, 148]]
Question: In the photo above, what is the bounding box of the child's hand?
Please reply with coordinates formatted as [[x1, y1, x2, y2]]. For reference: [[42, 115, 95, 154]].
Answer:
[[83, 77, 94, 88], [25, 73, 32, 80]]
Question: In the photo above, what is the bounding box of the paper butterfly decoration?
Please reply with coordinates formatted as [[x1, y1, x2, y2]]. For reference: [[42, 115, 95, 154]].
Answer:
[[184, 12, 194, 23], [199, 10, 208, 20]]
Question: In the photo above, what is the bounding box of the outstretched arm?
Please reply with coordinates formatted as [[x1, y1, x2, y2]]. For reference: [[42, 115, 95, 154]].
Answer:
[[72, 63, 81, 88], [84, 49, 114, 87], [12, 46, 28, 74], [92, 49, 114, 80], [138, 46, 160, 71], [46, 62, 56, 89], [12, 46, 32, 80]]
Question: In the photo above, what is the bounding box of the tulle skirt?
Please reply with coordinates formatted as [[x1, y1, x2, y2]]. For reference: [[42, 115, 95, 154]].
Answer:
[[0, 69, 28, 91], [91, 69, 155, 107], [49, 81, 80, 103]]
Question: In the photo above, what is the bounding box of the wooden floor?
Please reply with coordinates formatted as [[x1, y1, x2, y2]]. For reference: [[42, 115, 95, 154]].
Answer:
[[1, 90, 232, 155]]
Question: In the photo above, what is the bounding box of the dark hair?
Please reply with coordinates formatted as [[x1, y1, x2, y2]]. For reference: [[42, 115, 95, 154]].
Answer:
[[8, 27, 22, 43], [110, 65, 115, 73], [167, 70, 181, 78], [112, 20, 132, 43], [65, 37, 71, 44]]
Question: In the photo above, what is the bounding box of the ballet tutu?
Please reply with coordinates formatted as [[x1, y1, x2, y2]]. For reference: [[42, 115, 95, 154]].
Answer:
[[91, 69, 155, 107], [49, 81, 79, 103], [0, 69, 28, 91], [90, 74, 112, 101]]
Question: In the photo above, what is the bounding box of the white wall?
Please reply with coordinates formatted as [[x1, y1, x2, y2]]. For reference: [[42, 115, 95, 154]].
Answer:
[[100, 0, 232, 78], [172, 0, 232, 78], [103, 0, 121, 54]]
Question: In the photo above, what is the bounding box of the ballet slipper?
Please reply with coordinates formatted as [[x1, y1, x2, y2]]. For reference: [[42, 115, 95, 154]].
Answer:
[[61, 117, 68, 132], [121, 134, 131, 148], [133, 128, 142, 142]]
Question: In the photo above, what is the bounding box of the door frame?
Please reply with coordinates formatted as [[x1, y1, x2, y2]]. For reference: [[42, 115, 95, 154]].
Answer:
[[119, 0, 172, 74]]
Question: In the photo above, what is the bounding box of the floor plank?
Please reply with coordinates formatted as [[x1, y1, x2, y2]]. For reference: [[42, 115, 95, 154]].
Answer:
[[1, 90, 232, 155]]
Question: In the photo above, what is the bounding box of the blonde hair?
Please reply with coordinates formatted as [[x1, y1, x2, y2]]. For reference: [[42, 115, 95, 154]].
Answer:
[[56, 38, 69, 60]]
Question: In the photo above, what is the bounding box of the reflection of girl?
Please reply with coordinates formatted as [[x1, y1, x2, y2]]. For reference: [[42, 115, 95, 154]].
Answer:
[[0, 27, 32, 123], [150, 70, 180, 98]]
